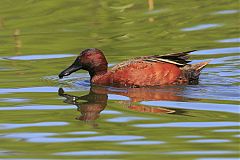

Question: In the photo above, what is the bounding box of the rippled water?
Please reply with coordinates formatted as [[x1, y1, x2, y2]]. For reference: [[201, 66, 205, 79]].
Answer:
[[0, 1, 239, 160]]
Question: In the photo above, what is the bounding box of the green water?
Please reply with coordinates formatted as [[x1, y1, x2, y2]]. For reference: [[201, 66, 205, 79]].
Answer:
[[0, 0, 239, 159]]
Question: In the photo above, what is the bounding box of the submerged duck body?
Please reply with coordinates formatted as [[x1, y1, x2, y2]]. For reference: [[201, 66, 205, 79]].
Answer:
[[59, 48, 209, 87]]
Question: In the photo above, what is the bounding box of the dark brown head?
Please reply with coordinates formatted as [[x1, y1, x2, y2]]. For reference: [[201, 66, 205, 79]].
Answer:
[[59, 48, 108, 79]]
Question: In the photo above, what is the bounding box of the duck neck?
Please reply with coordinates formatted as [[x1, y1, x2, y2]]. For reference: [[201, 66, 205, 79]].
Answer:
[[87, 58, 108, 83], [89, 68, 108, 82]]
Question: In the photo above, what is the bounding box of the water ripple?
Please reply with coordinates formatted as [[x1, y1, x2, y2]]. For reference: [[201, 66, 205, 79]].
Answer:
[[0, 87, 64, 94], [0, 105, 74, 110], [0, 122, 69, 130], [0, 131, 144, 144], [165, 150, 237, 155], [197, 158, 239, 160], [181, 24, 222, 31], [1, 132, 58, 139], [101, 110, 122, 115], [0, 150, 11, 155], [108, 94, 130, 101], [0, 98, 29, 103], [0, 131, 98, 140], [134, 122, 239, 128], [119, 141, 165, 145], [213, 129, 240, 133], [27, 135, 145, 143], [233, 134, 240, 138], [217, 38, 240, 43], [66, 131, 98, 135], [192, 47, 240, 55], [187, 85, 240, 101], [106, 116, 154, 123], [176, 135, 203, 138], [213, 10, 239, 15], [54, 150, 129, 156], [3, 54, 76, 60], [141, 101, 240, 114], [188, 139, 231, 143]]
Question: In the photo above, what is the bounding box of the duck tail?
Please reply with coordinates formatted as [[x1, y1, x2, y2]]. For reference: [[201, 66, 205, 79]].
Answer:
[[181, 60, 210, 84], [190, 60, 211, 72]]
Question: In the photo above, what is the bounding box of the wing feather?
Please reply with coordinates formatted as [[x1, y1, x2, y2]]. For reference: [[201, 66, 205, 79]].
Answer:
[[111, 50, 196, 71]]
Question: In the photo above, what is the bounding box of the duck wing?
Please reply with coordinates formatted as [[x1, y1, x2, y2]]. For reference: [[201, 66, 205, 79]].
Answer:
[[111, 50, 196, 71], [144, 50, 196, 66]]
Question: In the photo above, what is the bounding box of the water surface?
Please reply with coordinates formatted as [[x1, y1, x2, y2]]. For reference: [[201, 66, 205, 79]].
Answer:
[[0, 0, 239, 160]]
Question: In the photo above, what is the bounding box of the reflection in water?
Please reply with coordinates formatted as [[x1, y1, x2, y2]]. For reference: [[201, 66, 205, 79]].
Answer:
[[213, 10, 239, 15], [165, 150, 236, 155], [2, 132, 58, 139], [58, 86, 184, 121], [212, 129, 240, 133], [0, 132, 144, 143], [217, 38, 240, 43], [0, 150, 10, 156], [0, 98, 29, 103], [54, 150, 129, 156], [0, 105, 74, 111], [192, 47, 240, 55], [66, 131, 98, 135], [176, 135, 203, 138], [58, 87, 107, 121], [13, 29, 22, 55], [0, 122, 68, 130], [119, 140, 165, 145], [101, 110, 122, 115], [0, 86, 76, 94], [106, 116, 153, 123], [28, 135, 144, 143], [0, 17, 4, 29], [197, 158, 239, 160], [181, 24, 222, 31], [141, 101, 240, 113], [148, 0, 155, 22], [134, 122, 239, 128], [5, 54, 76, 60], [0, 131, 144, 143], [188, 139, 231, 143], [233, 135, 240, 138]]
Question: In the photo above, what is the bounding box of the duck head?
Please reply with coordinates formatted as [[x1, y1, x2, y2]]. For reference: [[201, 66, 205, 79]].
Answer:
[[59, 48, 108, 79]]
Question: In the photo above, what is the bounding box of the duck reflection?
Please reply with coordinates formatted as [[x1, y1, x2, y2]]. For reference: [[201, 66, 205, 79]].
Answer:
[[58, 87, 107, 121], [58, 86, 185, 121]]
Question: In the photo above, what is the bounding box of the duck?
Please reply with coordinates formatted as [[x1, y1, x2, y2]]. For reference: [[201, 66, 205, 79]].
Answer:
[[58, 48, 209, 87]]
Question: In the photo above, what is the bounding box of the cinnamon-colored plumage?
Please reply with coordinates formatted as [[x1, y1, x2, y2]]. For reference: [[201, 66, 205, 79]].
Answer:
[[58, 86, 179, 121], [59, 48, 209, 87]]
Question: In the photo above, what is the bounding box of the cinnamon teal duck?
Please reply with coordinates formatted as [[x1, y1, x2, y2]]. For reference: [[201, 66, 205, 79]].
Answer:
[[59, 48, 209, 87]]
